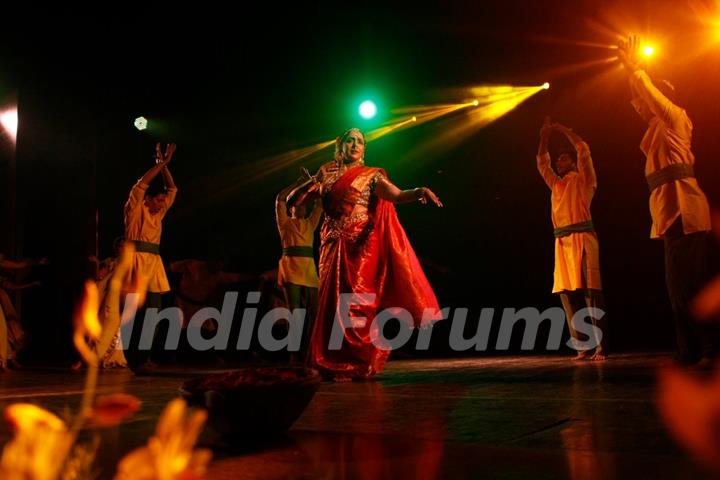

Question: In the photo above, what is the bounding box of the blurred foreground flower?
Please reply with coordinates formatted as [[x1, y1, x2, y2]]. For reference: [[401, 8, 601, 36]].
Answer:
[[657, 368, 720, 472], [658, 210, 720, 473], [0, 241, 207, 479], [0, 243, 146, 479], [0, 404, 73, 480], [114, 398, 211, 480]]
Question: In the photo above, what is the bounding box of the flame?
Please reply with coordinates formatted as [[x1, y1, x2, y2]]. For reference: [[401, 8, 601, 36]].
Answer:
[[73, 281, 101, 366], [80, 281, 101, 340], [114, 399, 211, 480], [5, 404, 67, 434]]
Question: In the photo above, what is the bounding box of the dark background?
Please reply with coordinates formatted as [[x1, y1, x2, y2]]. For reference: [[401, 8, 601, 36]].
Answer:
[[1, 1, 719, 362]]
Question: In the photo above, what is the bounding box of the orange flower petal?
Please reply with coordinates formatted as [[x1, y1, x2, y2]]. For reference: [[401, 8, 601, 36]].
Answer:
[[90, 394, 142, 427]]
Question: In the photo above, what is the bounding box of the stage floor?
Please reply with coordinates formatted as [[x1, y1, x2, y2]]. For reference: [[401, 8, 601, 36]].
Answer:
[[0, 353, 711, 479]]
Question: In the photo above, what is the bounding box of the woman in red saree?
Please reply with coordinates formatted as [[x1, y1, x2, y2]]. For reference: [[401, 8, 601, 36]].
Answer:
[[289, 128, 443, 380]]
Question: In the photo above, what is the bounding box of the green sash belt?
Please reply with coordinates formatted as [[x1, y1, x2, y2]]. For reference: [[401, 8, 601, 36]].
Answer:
[[132, 240, 161, 255], [554, 220, 595, 238], [646, 163, 695, 192], [282, 246, 314, 258]]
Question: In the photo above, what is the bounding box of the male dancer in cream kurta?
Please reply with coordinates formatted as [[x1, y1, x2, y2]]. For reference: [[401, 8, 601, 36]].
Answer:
[[124, 142, 177, 371], [537, 118, 607, 360], [618, 36, 714, 366], [276, 175, 322, 362]]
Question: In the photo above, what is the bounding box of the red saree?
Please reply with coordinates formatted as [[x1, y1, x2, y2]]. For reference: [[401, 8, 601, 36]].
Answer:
[[309, 164, 441, 378]]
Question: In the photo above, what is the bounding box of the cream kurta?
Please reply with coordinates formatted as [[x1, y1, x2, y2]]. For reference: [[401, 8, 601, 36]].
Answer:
[[276, 197, 321, 288], [124, 180, 177, 293], [631, 70, 711, 238], [538, 142, 602, 293]]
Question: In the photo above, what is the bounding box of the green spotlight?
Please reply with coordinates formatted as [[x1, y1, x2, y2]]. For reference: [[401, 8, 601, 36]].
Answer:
[[359, 100, 377, 119]]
